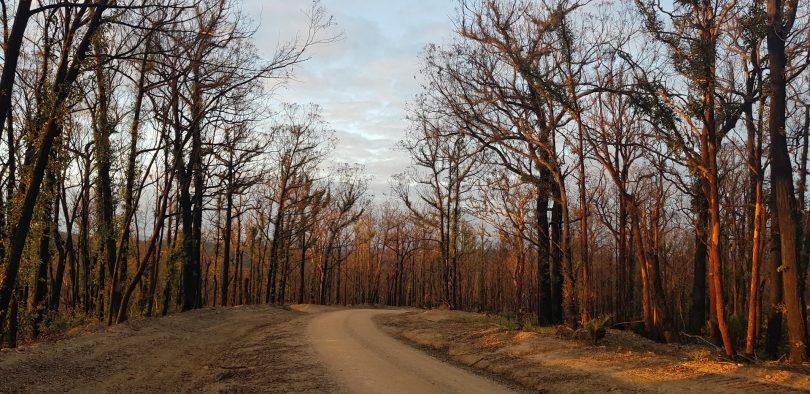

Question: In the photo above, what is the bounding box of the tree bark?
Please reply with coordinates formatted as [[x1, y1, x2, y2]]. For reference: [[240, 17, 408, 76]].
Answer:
[[766, 0, 807, 362], [690, 185, 709, 334], [745, 108, 765, 357], [221, 183, 234, 306]]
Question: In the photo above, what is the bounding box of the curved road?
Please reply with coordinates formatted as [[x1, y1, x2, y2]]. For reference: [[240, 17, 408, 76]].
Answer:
[[308, 309, 513, 394]]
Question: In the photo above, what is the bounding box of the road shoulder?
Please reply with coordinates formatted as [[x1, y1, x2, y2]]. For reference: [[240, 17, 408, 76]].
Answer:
[[376, 309, 810, 393], [0, 306, 340, 393]]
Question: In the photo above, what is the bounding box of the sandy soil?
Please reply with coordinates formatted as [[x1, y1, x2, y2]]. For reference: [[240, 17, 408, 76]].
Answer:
[[0, 305, 338, 393], [377, 310, 810, 393], [308, 309, 514, 394]]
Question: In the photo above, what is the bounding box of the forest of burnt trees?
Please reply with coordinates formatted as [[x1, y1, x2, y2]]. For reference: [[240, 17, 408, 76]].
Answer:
[[0, 0, 809, 366]]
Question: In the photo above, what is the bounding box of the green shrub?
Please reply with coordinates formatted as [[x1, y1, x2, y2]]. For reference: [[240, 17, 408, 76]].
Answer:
[[42, 310, 93, 337], [728, 314, 747, 348], [492, 315, 522, 331], [586, 315, 611, 344]]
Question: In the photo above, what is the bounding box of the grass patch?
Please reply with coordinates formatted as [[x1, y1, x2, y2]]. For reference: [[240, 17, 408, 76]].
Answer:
[[455, 314, 519, 329], [456, 313, 557, 335], [685, 348, 712, 361], [522, 320, 556, 335]]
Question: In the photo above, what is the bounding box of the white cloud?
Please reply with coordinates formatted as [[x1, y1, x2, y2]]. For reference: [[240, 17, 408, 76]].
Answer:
[[242, 0, 456, 200]]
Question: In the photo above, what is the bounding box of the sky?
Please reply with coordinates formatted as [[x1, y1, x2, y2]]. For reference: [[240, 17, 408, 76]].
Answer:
[[242, 0, 459, 199]]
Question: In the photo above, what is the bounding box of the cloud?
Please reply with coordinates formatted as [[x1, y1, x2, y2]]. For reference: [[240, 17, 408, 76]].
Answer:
[[242, 0, 456, 201]]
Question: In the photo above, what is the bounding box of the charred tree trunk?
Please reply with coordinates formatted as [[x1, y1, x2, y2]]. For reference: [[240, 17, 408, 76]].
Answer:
[[550, 184, 563, 324], [31, 179, 54, 338], [690, 185, 709, 334], [532, 185, 554, 325], [299, 234, 308, 304], [0, 0, 32, 137], [267, 196, 286, 304], [766, 0, 807, 362], [93, 41, 120, 324], [221, 183, 234, 306]]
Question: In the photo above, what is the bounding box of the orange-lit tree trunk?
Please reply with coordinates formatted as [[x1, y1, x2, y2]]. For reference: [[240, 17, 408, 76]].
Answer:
[[745, 106, 765, 357], [705, 162, 735, 357], [745, 177, 764, 356], [631, 206, 652, 334], [698, 7, 736, 357], [628, 197, 669, 340]]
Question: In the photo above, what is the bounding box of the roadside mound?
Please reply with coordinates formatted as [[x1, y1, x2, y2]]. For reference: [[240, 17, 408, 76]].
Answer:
[[288, 304, 342, 314], [0, 305, 339, 393], [377, 310, 810, 393]]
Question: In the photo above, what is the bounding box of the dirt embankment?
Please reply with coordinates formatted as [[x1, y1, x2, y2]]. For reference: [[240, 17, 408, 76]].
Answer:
[[0, 305, 338, 393], [377, 310, 810, 393]]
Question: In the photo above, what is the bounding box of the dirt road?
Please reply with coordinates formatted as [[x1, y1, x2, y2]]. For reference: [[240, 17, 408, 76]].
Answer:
[[0, 306, 513, 393], [308, 309, 514, 394], [8, 306, 799, 393]]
